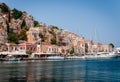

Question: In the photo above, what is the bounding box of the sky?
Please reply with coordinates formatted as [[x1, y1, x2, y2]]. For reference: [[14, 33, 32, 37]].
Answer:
[[0, 0, 120, 47]]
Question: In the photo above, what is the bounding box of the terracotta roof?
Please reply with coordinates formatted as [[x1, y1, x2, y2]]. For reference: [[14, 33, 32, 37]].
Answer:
[[7, 43, 16, 46], [18, 42, 34, 45], [93, 42, 101, 45], [102, 44, 109, 45], [42, 44, 57, 47], [85, 40, 92, 43]]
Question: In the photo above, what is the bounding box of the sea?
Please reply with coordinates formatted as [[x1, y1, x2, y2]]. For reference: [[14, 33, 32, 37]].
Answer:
[[0, 58, 120, 82]]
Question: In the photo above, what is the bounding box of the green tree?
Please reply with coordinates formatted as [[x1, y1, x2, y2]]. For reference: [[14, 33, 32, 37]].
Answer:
[[6, 20, 10, 33], [26, 50, 32, 55], [69, 49, 74, 54], [12, 8, 22, 19], [34, 20, 39, 27], [21, 20, 26, 29], [51, 25, 59, 30], [18, 28, 27, 40], [48, 30, 56, 38], [51, 38, 57, 44], [39, 33, 44, 38], [109, 43, 114, 48], [0, 3, 9, 13], [7, 29, 19, 44]]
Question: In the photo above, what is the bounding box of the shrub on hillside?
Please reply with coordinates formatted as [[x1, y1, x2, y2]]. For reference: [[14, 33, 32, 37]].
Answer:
[[12, 8, 22, 19], [51, 38, 57, 44], [34, 20, 39, 27], [18, 28, 27, 40], [7, 29, 19, 44], [0, 3, 9, 13]]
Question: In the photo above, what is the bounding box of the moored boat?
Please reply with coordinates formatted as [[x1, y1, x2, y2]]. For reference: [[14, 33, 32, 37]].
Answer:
[[6, 58, 21, 61], [4, 54, 21, 61], [65, 55, 85, 59], [85, 52, 113, 59], [108, 48, 120, 58], [47, 54, 64, 60]]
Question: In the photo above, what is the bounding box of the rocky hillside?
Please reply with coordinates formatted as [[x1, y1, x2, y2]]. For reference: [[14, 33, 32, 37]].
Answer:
[[0, 2, 81, 51]]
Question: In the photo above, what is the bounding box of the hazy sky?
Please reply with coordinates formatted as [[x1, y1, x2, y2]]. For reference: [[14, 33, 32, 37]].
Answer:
[[1, 0, 120, 47]]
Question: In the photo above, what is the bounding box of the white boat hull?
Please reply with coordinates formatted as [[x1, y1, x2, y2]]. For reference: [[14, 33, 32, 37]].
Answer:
[[5, 58, 21, 61], [47, 56, 64, 60], [66, 56, 85, 59]]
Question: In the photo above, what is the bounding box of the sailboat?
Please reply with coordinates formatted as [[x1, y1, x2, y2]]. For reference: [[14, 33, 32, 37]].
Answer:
[[84, 28, 114, 59]]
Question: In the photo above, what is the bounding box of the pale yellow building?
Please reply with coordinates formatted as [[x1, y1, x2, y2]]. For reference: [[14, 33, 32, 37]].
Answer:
[[36, 43, 59, 54], [101, 44, 113, 52], [26, 27, 40, 44]]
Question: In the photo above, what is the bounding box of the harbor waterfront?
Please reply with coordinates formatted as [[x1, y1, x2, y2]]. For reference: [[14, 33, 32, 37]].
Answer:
[[0, 1, 120, 82], [0, 58, 120, 82]]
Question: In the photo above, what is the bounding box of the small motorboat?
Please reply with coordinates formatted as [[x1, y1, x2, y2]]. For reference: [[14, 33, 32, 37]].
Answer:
[[4, 55, 21, 61]]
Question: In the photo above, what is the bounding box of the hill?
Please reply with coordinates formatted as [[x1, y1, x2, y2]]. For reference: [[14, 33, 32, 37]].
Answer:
[[0, 2, 81, 52]]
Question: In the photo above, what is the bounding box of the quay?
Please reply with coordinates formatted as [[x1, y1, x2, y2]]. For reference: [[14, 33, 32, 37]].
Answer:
[[21, 57, 47, 60], [0, 57, 47, 61]]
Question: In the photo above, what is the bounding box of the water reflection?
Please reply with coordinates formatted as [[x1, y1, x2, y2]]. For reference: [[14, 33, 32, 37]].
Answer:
[[0, 59, 120, 82]]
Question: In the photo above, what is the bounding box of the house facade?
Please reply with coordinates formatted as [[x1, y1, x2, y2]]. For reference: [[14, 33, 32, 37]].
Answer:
[[26, 27, 40, 44], [6, 43, 18, 52], [18, 42, 37, 53], [36, 43, 59, 54], [73, 37, 87, 55], [85, 40, 93, 53], [101, 44, 113, 52], [91, 42, 102, 52]]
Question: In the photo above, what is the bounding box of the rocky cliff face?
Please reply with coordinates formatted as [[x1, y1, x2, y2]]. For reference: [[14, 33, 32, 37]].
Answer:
[[0, 13, 8, 51], [0, 13, 8, 44], [9, 12, 34, 32], [0, 2, 34, 51]]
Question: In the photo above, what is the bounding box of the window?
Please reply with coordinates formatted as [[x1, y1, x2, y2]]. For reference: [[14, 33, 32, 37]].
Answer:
[[48, 48, 51, 52], [20, 47, 22, 49]]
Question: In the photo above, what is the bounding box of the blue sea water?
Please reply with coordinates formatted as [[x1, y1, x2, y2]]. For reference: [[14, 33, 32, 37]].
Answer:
[[0, 58, 120, 82]]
